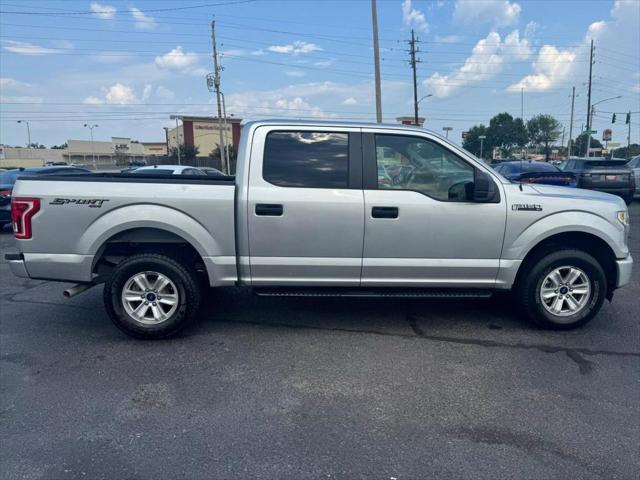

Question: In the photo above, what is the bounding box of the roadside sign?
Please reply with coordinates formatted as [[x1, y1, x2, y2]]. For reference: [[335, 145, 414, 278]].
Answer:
[[584, 129, 597, 135], [603, 129, 612, 141], [607, 142, 620, 148], [461, 131, 468, 140]]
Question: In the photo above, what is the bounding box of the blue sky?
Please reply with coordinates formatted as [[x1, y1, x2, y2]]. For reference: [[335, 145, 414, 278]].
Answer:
[[1, 0, 638, 148]]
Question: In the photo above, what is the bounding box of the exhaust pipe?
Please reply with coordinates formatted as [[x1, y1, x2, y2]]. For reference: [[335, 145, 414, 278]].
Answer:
[[63, 283, 95, 298]]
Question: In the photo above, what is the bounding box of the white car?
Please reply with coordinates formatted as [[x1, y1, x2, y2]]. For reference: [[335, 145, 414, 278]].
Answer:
[[130, 165, 206, 176]]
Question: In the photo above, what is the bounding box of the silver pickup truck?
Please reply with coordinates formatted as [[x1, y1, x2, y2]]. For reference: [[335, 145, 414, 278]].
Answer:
[[6, 120, 633, 338]]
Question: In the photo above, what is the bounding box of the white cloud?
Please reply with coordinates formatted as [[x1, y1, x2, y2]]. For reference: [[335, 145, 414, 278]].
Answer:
[[90, 2, 116, 20], [251, 49, 267, 56], [313, 60, 334, 67], [285, 71, 307, 77], [507, 45, 576, 92], [130, 7, 156, 30], [508, 0, 639, 92], [105, 83, 139, 104], [454, 0, 521, 27], [2, 40, 62, 55], [342, 97, 357, 105], [141, 84, 153, 101], [424, 30, 530, 98], [402, 0, 429, 32], [154, 46, 200, 71], [267, 41, 322, 55]]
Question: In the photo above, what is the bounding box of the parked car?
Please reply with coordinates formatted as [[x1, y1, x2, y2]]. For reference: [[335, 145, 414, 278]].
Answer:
[[128, 160, 147, 167], [199, 167, 225, 176], [0, 166, 91, 229], [4, 120, 632, 338], [44, 161, 68, 167], [127, 165, 206, 176], [493, 160, 577, 187], [560, 158, 635, 204], [627, 155, 640, 196]]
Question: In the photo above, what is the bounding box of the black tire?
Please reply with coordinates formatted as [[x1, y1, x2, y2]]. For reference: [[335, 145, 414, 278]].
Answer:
[[515, 249, 607, 330], [103, 253, 201, 339]]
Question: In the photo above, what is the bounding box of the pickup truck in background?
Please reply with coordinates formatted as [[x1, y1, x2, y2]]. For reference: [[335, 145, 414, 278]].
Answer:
[[5, 120, 633, 339]]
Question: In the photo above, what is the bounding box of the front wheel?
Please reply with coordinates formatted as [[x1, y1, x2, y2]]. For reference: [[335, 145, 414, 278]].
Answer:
[[516, 249, 607, 330], [103, 253, 201, 339]]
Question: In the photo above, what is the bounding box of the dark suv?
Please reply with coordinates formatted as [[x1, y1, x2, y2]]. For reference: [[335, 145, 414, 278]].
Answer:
[[561, 158, 635, 204]]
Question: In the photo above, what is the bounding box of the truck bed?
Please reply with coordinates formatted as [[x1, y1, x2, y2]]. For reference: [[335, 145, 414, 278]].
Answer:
[[11, 173, 237, 284]]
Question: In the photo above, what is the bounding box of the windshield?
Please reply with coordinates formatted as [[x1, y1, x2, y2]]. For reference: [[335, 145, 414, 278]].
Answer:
[[0, 170, 34, 185]]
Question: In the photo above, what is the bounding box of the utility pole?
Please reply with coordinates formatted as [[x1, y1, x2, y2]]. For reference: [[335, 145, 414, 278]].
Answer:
[[568, 86, 575, 157], [408, 29, 420, 126], [585, 39, 595, 157], [371, 0, 382, 123], [627, 111, 632, 158], [521, 87, 524, 120], [170, 115, 181, 165], [211, 19, 227, 173]]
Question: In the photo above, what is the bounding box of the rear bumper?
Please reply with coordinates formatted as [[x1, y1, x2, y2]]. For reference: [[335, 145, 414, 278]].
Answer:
[[579, 185, 635, 197], [616, 255, 633, 288], [4, 252, 94, 282]]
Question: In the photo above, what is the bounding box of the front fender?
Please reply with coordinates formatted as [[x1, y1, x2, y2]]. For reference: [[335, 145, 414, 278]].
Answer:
[[503, 211, 628, 260], [78, 204, 223, 258]]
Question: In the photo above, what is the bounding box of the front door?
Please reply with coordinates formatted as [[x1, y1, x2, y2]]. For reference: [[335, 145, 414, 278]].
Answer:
[[361, 131, 506, 288], [247, 126, 364, 286]]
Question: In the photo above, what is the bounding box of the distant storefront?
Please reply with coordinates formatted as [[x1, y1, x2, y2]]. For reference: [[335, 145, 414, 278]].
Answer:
[[166, 116, 242, 157]]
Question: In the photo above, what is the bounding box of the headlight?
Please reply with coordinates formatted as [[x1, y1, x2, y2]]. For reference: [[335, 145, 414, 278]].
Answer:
[[617, 211, 629, 226]]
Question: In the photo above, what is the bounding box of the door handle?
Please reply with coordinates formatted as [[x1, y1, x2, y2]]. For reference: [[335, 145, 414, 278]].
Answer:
[[371, 206, 399, 219], [255, 204, 283, 216]]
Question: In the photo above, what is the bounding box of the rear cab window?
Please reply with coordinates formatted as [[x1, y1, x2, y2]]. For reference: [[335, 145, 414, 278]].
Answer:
[[263, 131, 349, 188]]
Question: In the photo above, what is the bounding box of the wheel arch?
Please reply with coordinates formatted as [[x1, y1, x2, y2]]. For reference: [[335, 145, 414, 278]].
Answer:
[[514, 231, 618, 297]]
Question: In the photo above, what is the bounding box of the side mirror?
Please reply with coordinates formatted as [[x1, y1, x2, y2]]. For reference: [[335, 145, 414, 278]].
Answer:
[[473, 169, 498, 203]]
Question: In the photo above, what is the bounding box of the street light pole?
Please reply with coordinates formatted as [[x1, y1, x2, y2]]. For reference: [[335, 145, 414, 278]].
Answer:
[[442, 127, 453, 139], [479, 135, 487, 159], [586, 95, 621, 157], [17, 120, 31, 159], [84, 124, 98, 169], [417, 94, 432, 126]]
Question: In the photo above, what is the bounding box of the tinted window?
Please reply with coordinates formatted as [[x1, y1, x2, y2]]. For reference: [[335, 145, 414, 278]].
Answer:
[[584, 160, 628, 168], [375, 134, 475, 202], [263, 131, 349, 188]]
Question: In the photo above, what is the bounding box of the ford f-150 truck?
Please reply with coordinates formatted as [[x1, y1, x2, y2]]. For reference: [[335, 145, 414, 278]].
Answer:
[[5, 120, 633, 338]]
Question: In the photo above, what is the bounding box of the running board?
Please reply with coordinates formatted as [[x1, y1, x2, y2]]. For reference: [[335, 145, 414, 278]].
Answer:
[[253, 287, 494, 298]]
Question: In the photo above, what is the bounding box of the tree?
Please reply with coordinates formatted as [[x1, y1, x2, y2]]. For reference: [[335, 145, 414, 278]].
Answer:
[[209, 144, 238, 172], [527, 114, 562, 160], [486, 112, 528, 158], [462, 124, 489, 159], [572, 133, 602, 157], [612, 143, 640, 159], [169, 144, 199, 162]]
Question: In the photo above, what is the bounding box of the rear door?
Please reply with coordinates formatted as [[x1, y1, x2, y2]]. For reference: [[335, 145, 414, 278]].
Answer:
[[360, 130, 506, 288], [247, 126, 364, 286]]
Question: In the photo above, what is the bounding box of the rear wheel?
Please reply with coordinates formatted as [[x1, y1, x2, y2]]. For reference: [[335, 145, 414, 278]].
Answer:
[[516, 249, 607, 330], [103, 253, 201, 339]]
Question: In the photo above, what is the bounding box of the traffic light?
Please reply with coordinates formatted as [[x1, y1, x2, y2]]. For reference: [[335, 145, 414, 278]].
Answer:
[[612, 113, 616, 123], [626, 112, 631, 124]]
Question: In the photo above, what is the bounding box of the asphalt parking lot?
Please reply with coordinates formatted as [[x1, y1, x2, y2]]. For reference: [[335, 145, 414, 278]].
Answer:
[[1, 204, 639, 480]]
